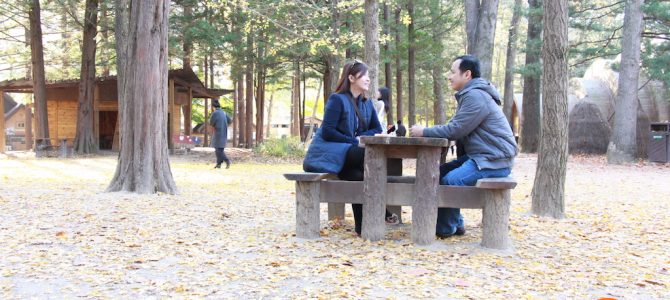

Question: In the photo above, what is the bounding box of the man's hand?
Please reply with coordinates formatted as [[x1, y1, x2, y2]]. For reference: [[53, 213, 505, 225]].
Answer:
[[409, 125, 425, 137]]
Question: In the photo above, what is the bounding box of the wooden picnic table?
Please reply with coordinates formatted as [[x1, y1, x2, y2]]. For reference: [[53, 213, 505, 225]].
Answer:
[[359, 135, 449, 245]]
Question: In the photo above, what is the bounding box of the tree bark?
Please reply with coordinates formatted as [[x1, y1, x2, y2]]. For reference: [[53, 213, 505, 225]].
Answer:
[[383, 3, 393, 126], [520, 0, 543, 153], [100, 2, 110, 76], [472, 0, 500, 79], [265, 93, 273, 139], [502, 0, 522, 130], [324, 0, 341, 106], [74, 0, 99, 154], [607, 0, 644, 164], [395, 7, 403, 124], [256, 69, 265, 144], [107, 0, 177, 194], [531, 0, 568, 218], [182, 2, 192, 69], [232, 79, 238, 147], [407, 0, 416, 126], [245, 31, 254, 148], [237, 75, 245, 147], [29, 0, 50, 147], [291, 62, 301, 137], [364, 0, 380, 100], [431, 4, 446, 125], [465, 0, 480, 53]]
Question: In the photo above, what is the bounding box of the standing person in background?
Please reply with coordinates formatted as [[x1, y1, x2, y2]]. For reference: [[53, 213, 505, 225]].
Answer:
[[210, 99, 232, 169]]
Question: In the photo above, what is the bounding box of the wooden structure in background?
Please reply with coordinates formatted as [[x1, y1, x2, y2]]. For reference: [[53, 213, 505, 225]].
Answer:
[[0, 68, 231, 151]]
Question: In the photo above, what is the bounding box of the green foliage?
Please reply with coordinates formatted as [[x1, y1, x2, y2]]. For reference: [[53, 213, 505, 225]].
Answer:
[[253, 137, 305, 158]]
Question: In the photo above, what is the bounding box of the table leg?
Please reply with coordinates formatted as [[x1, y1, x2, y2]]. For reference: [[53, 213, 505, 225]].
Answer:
[[362, 145, 386, 241], [387, 158, 403, 223], [413, 148, 440, 245]]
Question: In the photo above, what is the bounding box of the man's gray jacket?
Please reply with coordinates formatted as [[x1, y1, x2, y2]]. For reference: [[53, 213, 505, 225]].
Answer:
[[423, 78, 518, 170]]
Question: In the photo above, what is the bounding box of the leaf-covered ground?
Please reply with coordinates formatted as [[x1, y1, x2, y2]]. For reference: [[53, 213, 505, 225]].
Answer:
[[0, 152, 669, 298]]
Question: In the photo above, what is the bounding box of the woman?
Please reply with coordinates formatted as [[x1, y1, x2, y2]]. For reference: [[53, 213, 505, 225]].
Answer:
[[374, 87, 390, 126], [303, 60, 382, 235]]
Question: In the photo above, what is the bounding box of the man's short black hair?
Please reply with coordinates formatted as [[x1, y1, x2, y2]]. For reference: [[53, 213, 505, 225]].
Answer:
[[454, 55, 481, 78]]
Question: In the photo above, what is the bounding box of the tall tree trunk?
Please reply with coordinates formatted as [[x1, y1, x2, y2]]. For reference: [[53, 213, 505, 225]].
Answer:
[[74, 0, 99, 154], [256, 71, 265, 144], [61, 10, 69, 70], [291, 62, 301, 137], [237, 75, 245, 147], [182, 2, 192, 69], [607, 0, 644, 164], [407, 0, 416, 126], [25, 27, 32, 79], [531, 0, 568, 218], [300, 69, 306, 140], [465, 0, 480, 53], [29, 0, 49, 147], [502, 0, 522, 129], [324, 0, 341, 106], [265, 93, 273, 139], [520, 0, 543, 153], [100, 2, 110, 76], [245, 32, 254, 148], [364, 0, 380, 100], [108, 0, 177, 194], [383, 3, 393, 126], [395, 7, 403, 124], [431, 2, 446, 125], [232, 79, 238, 147], [472, 0, 500, 79]]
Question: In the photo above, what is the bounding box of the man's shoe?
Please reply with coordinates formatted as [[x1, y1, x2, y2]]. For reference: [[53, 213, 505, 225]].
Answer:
[[225, 160, 231, 169], [214, 164, 221, 169], [436, 226, 465, 239]]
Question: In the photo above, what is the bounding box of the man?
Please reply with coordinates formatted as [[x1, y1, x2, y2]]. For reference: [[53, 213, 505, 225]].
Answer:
[[209, 99, 232, 169], [409, 55, 517, 238]]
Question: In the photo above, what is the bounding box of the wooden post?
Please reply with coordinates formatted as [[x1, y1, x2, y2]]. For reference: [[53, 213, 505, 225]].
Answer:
[[413, 148, 440, 245], [362, 145, 387, 241], [204, 98, 209, 147], [387, 158, 403, 223], [168, 79, 175, 150], [184, 88, 192, 135], [0, 90, 5, 153], [481, 189, 512, 250], [328, 203, 345, 221], [93, 84, 100, 147], [296, 181, 321, 239]]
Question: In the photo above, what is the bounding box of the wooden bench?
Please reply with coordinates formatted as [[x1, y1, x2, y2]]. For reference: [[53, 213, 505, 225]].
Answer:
[[284, 172, 517, 250]]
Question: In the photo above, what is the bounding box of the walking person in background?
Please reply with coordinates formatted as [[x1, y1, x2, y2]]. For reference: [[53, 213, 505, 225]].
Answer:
[[210, 99, 232, 169]]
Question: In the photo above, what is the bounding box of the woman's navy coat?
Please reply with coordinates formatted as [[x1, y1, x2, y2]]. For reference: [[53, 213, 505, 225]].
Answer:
[[303, 92, 382, 173]]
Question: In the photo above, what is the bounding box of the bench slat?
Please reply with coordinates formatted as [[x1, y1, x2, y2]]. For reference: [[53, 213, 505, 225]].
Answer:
[[475, 177, 517, 189], [319, 181, 486, 209], [283, 173, 336, 181]]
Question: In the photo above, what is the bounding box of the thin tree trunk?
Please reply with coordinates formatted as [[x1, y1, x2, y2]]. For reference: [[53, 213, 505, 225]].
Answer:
[[100, 2, 110, 76], [29, 0, 50, 147], [531, 0, 568, 218], [324, 0, 341, 106], [364, 0, 380, 100], [431, 2, 446, 125], [265, 93, 273, 139], [237, 75, 245, 147], [182, 2, 192, 69], [407, 0, 416, 126], [25, 27, 32, 79], [520, 0, 543, 153], [607, 0, 644, 164], [61, 9, 68, 70], [502, 0, 522, 130], [291, 62, 301, 137], [232, 80, 238, 147], [472, 0, 500, 79], [465, 0, 480, 53], [245, 31, 254, 148], [107, 0, 177, 194], [383, 3, 393, 126], [74, 0, 99, 154], [395, 7, 403, 124], [300, 68, 306, 140], [257, 70, 265, 144]]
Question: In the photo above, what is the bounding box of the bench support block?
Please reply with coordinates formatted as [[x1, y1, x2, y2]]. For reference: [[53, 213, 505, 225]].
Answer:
[[296, 182, 321, 239], [362, 145, 387, 241], [327, 203, 345, 221], [481, 189, 512, 250], [412, 148, 441, 245]]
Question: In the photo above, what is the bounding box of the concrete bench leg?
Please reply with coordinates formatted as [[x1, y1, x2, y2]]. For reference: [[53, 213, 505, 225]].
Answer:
[[328, 203, 345, 221], [481, 189, 512, 250], [296, 182, 320, 239]]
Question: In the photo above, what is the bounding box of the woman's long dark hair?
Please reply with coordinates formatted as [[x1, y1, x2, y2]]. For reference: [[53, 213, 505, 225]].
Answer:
[[335, 60, 369, 94], [378, 87, 390, 113]]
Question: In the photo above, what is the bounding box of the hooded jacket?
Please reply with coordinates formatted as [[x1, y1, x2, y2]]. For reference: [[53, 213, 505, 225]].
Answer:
[[423, 78, 517, 170]]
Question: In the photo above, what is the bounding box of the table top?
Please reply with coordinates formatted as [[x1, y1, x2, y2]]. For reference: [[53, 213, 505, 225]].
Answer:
[[359, 135, 449, 147]]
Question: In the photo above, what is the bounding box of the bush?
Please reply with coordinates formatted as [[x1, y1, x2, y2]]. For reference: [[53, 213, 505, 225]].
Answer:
[[254, 137, 305, 158]]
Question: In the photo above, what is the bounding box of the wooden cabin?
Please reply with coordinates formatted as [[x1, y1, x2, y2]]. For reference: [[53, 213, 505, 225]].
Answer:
[[0, 68, 229, 151]]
